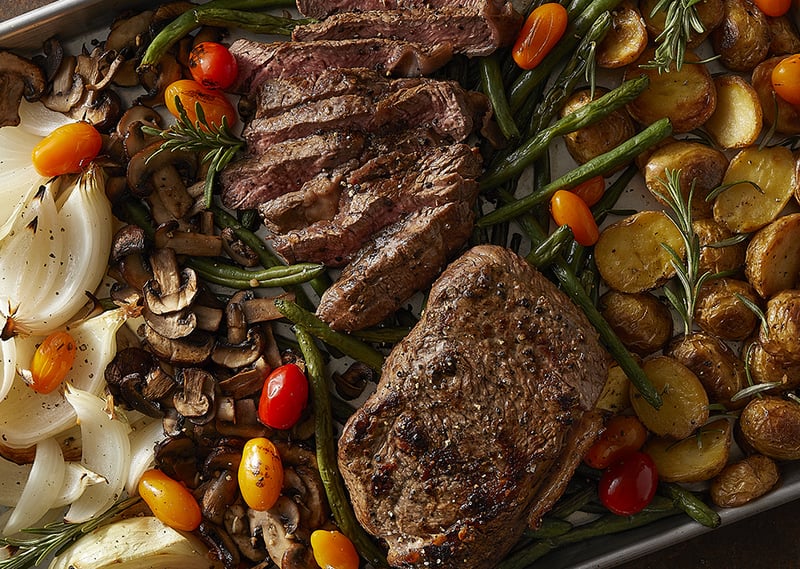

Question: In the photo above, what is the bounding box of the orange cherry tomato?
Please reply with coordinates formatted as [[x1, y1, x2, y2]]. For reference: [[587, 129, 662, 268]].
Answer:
[[512, 3, 569, 70], [31, 122, 102, 177], [164, 79, 237, 128], [549, 189, 600, 246], [771, 54, 800, 106], [311, 530, 360, 569], [28, 331, 77, 394], [569, 175, 606, 207], [584, 415, 648, 470], [138, 468, 202, 531], [189, 42, 239, 91], [753, 0, 791, 16], [238, 437, 284, 511]]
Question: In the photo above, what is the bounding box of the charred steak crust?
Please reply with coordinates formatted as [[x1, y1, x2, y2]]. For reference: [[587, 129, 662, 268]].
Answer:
[[337, 245, 608, 568]]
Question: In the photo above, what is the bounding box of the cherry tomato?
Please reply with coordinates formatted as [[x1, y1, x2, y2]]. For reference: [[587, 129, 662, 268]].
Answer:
[[138, 468, 202, 531], [311, 530, 360, 569], [512, 3, 568, 70], [550, 189, 600, 246], [258, 363, 309, 430], [570, 175, 606, 208], [771, 54, 800, 106], [31, 122, 102, 177], [598, 451, 658, 516], [27, 331, 77, 394], [584, 415, 648, 470], [189, 42, 239, 91], [164, 79, 237, 128], [753, 0, 791, 16], [238, 437, 284, 511]]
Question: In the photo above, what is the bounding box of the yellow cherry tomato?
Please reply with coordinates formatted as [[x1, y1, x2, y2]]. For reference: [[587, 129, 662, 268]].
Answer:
[[138, 468, 202, 531], [164, 79, 237, 128], [237, 437, 284, 511], [31, 122, 102, 177], [771, 54, 800, 106], [28, 331, 77, 394], [311, 530, 360, 569]]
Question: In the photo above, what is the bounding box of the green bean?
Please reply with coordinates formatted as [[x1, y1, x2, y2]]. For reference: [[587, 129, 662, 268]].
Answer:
[[186, 258, 324, 288], [350, 327, 412, 344], [140, 0, 300, 69], [548, 485, 597, 519], [526, 224, 574, 267], [479, 54, 520, 141], [523, 516, 574, 540], [274, 299, 385, 372], [480, 117, 672, 226], [480, 76, 650, 192], [660, 483, 721, 528], [295, 327, 389, 568]]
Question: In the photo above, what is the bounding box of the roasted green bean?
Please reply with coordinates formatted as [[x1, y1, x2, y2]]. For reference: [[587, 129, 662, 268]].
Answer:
[[186, 258, 324, 288]]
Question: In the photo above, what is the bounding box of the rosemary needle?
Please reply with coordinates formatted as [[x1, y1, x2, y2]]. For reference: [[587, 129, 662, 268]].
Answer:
[[646, 0, 705, 73]]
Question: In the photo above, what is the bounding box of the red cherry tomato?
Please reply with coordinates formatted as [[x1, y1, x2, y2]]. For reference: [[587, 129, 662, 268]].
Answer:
[[584, 415, 648, 470], [753, 0, 791, 16], [512, 3, 568, 70], [258, 363, 309, 430], [138, 468, 202, 531], [27, 330, 77, 394], [188, 42, 239, 91], [598, 451, 658, 516], [164, 79, 237, 128], [771, 54, 800, 106], [570, 175, 606, 208], [31, 122, 102, 177], [550, 189, 600, 246]]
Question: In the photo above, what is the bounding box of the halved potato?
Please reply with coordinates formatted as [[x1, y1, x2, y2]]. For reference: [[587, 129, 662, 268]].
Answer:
[[745, 213, 800, 298], [711, 0, 771, 71], [703, 75, 763, 149], [767, 15, 800, 55], [596, 1, 648, 68], [644, 419, 731, 483], [712, 146, 799, 233], [596, 364, 633, 414], [599, 290, 673, 356], [693, 217, 747, 275], [630, 356, 710, 439], [752, 56, 800, 135], [711, 454, 780, 508], [595, 211, 685, 293], [759, 289, 800, 363]]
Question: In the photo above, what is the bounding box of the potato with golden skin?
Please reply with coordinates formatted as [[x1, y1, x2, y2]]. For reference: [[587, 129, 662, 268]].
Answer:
[[739, 396, 800, 460], [711, 0, 771, 71], [703, 75, 763, 149], [767, 15, 800, 56], [596, 1, 648, 69], [743, 339, 800, 392], [745, 213, 800, 299], [759, 289, 800, 363], [644, 419, 732, 483], [599, 290, 673, 356], [693, 218, 746, 276], [695, 278, 760, 341], [711, 454, 780, 508]]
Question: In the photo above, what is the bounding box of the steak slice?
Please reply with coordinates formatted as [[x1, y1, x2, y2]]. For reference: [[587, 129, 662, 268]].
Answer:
[[229, 38, 452, 95], [296, 0, 506, 18], [292, 6, 523, 57], [316, 200, 476, 331], [337, 245, 608, 568]]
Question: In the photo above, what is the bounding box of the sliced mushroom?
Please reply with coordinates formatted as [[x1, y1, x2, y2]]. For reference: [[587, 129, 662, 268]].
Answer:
[[143, 305, 197, 339], [117, 105, 162, 158], [173, 367, 216, 424], [32, 38, 64, 83], [249, 498, 318, 569], [241, 294, 295, 324], [224, 504, 267, 563], [198, 521, 241, 569], [202, 470, 240, 525], [0, 51, 47, 126], [332, 361, 374, 400], [219, 364, 269, 399], [195, 303, 225, 332], [212, 295, 266, 369], [104, 347, 177, 416], [137, 53, 183, 108], [127, 141, 197, 219], [154, 434, 199, 487], [41, 55, 83, 113], [143, 324, 215, 365], [111, 224, 148, 262], [215, 399, 271, 439], [143, 248, 200, 314], [154, 220, 224, 257], [221, 228, 260, 268]]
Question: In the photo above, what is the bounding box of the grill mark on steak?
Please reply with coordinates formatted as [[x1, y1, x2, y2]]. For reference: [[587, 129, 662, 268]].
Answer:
[[229, 37, 453, 95], [337, 245, 608, 568], [296, 0, 506, 18], [292, 6, 523, 57]]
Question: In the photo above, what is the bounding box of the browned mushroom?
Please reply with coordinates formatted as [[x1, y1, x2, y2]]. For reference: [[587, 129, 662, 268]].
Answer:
[[173, 367, 216, 424], [142, 324, 215, 365], [332, 361, 374, 400], [143, 248, 200, 315], [221, 228, 260, 268], [248, 498, 319, 569], [154, 220, 224, 257], [202, 470, 240, 525], [128, 141, 198, 219], [0, 51, 47, 127], [104, 347, 177, 417]]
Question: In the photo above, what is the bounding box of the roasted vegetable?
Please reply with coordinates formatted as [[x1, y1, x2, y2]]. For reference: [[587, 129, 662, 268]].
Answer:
[[694, 278, 760, 341], [711, 0, 771, 71], [644, 419, 732, 483], [710, 454, 780, 508], [745, 213, 800, 299], [703, 74, 763, 149], [739, 396, 800, 460], [759, 289, 800, 363], [599, 290, 673, 356]]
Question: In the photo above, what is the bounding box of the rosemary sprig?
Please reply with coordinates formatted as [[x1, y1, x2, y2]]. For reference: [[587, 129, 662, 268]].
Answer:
[[142, 97, 245, 209], [646, 0, 705, 73], [0, 496, 140, 569]]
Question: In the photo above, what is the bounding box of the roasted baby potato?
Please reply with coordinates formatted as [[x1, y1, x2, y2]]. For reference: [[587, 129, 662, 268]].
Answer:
[[599, 290, 673, 356], [703, 75, 763, 149], [712, 146, 799, 234], [693, 218, 747, 275], [668, 332, 747, 408], [560, 88, 636, 167], [752, 56, 800, 135], [630, 356, 710, 439], [710, 454, 780, 508], [596, 1, 648, 68], [745, 213, 800, 298], [739, 396, 800, 460], [640, 0, 724, 47], [644, 419, 732, 483], [643, 140, 728, 219], [759, 289, 800, 363], [711, 0, 771, 71], [596, 364, 633, 414], [624, 48, 716, 133], [767, 15, 800, 55], [744, 339, 800, 392], [695, 278, 760, 341], [595, 211, 685, 293]]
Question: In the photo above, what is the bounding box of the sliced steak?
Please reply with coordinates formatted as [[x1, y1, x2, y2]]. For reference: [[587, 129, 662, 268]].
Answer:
[[272, 144, 481, 266], [292, 6, 522, 57], [337, 245, 608, 568], [296, 0, 506, 18], [316, 200, 475, 331], [229, 37, 452, 95], [219, 131, 365, 210]]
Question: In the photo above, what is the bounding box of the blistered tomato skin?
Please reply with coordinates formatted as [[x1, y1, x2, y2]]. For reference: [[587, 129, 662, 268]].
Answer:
[[238, 437, 284, 511], [771, 54, 800, 106], [311, 530, 360, 569], [584, 415, 648, 470], [28, 330, 77, 394], [31, 122, 102, 177], [138, 468, 202, 531], [189, 42, 239, 91], [164, 79, 237, 128], [258, 363, 309, 430], [512, 3, 568, 70], [598, 451, 659, 516], [550, 189, 600, 246]]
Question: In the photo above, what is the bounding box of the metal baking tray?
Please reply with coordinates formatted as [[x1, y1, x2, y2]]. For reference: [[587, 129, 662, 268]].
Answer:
[[1, 1, 799, 568]]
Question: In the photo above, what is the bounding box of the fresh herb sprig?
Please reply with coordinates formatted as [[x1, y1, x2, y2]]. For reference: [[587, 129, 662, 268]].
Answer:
[[646, 0, 705, 73], [143, 97, 245, 209], [0, 496, 140, 569]]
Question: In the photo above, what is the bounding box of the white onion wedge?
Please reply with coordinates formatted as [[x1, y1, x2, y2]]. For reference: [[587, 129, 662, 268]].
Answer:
[[0, 308, 126, 447], [0, 456, 104, 509], [63, 385, 131, 523], [125, 418, 167, 497], [0, 122, 46, 238], [55, 463, 107, 507], [0, 337, 15, 402], [16, 100, 73, 137], [0, 456, 32, 507]]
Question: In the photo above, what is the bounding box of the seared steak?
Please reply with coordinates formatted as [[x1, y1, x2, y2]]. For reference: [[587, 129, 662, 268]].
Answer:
[[296, 0, 506, 18], [316, 201, 476, 331], [337, 245, 608, 568], [292, 6, 522, 57]]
